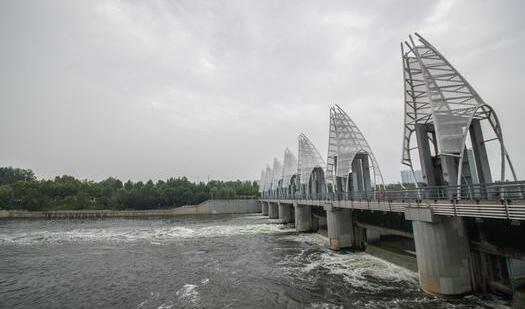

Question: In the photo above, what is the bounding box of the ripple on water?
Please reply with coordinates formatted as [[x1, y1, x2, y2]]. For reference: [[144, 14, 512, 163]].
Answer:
[[307, 303, 343, 309], [0, 217, 512, 308], [0, 221, 293, 245]]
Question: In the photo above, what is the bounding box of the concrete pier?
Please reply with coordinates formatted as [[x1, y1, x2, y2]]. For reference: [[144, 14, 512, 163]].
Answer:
[[261, 202, 268, 216], [406, 207, 472, 296], [352, 225, 367, 250], [294, 202, 312, 232], [278, 202, 293, 223], [268, 202, 279, 219], [325, 206, 353, 250]]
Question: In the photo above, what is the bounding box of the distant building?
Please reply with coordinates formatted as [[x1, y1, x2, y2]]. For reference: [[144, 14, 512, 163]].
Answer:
[[400, 169, 423, 184], [400, 170, 410, 184]]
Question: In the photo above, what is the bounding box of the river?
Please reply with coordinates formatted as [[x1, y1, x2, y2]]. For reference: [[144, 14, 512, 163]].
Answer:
[[0, 214, 510, 308]]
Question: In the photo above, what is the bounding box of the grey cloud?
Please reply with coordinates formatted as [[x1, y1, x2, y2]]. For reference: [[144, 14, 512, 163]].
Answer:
[[0, 0, 523, 183]]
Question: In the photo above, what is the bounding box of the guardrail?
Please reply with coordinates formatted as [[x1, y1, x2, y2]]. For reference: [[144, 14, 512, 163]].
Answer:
[[263, 181, 525, 202], [260, 181, 525, 221], [260, 198, 525, 221]]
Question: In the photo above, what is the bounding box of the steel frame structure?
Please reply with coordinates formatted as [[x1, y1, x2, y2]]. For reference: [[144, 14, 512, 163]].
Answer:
[[258, 33, 518, 201], [271, 158, 283, 198], [401, 33, 517, 195], [281, 148, 298, 195], [297, 133, 326, 195], [264, 164, 272, 198], [326, 104, 384, 190], [258, 169, 266, 193]]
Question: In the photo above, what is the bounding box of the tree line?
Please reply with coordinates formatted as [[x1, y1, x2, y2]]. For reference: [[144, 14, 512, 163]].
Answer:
[[0, 167, 259, 211]]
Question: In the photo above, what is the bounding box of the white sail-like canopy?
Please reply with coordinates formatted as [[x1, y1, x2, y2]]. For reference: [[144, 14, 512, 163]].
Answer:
[[281, 148, 298, 188], [297, 133, 325, 187], [405, 33, 484, 157], [401, 33, 517, 184], [271, 158, 283, 191], [326, 104, 384, 187], [264, 165, 272, 193], [258, 169, 266, 193]]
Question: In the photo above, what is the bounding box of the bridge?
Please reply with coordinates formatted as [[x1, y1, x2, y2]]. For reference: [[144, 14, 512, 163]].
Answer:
[[257, 33, 525, 302]]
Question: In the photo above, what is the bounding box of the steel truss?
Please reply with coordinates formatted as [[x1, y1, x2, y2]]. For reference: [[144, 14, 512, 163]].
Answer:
[[264, 164, 272, 197], [258, 169, 266, 193], [401, 33, 517, 194], [297, 133, 325, 192], [326, 105, 384, 190], [281, 148, 298, 194], [271, 158, 282, 198]]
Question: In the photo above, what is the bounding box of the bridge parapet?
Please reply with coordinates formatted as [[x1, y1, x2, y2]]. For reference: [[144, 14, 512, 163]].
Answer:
[[264, 181, 525, 203], [261, 194, 525, 221]]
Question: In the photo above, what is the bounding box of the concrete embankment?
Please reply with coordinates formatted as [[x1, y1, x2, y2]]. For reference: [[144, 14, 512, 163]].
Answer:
[[0, 199, 261, 219]]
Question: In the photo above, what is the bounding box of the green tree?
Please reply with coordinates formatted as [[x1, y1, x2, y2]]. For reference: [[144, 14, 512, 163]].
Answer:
[[0, 184, 14, 209], [1, 165, 259, 211], [0, 167, 35, 185]]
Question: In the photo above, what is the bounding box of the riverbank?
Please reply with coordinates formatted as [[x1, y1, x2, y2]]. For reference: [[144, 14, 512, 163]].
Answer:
[[0, 199, 260, 219]]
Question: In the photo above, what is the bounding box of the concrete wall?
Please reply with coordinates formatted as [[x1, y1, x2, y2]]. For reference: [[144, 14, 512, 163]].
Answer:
[[0, 199, 261, 219], [366, 243, 418, 272], [186, 199, 261, 215]]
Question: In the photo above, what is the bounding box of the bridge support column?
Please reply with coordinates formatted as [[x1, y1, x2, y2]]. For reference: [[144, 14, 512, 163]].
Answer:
[[294, 202, 312, 232], [278, 202, 293, 223], [415, 123, 438, 187], [325, 206, 353, 250], [352, 225, 366, 250], [405, 207, 472, 296], [268, 202, 279, 219], [261, 202, 268, 216]]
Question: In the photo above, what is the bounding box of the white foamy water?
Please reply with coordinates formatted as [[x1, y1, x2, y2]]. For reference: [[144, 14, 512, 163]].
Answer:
[[176, 284, 199, 304], [278, 245, 419, 292], [280, 232, 328, 247], [278, 233, 510, 308], [136, 279, 211, 309], [0, 221, 293, 245]]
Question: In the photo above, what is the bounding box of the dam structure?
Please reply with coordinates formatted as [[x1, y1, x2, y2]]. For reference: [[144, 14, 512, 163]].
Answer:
[[259, 33, 525, 302]]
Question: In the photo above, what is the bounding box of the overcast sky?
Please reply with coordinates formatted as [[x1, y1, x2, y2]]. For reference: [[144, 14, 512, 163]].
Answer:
[[1, 0, 524, 183]]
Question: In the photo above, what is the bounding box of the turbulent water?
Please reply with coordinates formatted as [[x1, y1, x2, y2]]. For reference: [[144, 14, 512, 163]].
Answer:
[[0, 214, 511, 308]]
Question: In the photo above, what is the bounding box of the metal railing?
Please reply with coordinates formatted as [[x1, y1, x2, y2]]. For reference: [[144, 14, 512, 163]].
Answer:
[[260, 181, 525, 220]]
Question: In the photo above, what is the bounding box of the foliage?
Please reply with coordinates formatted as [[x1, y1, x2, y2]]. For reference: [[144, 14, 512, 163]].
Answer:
[[0, 167, 35, 185], [0, 167, 259, 211]]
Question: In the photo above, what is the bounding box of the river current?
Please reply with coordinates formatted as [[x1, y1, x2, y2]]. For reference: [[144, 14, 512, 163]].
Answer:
[[0, 214, 510, 308]]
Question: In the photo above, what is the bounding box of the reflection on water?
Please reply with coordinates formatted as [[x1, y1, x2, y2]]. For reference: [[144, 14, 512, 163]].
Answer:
[[0, 214, 510, 308]]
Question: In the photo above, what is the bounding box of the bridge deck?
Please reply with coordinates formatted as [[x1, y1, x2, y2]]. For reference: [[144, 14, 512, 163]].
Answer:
[[260, 199, 525, 221]]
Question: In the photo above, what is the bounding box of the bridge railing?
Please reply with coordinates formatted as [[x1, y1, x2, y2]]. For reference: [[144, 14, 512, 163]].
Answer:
[[260, 181, 525, 220], [262, 181, 525, 203]]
